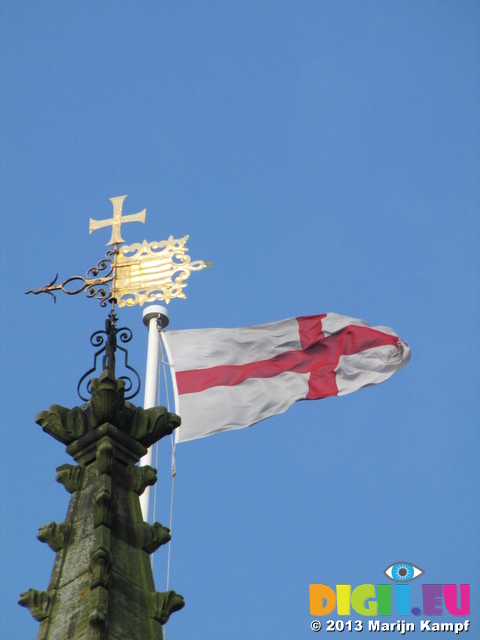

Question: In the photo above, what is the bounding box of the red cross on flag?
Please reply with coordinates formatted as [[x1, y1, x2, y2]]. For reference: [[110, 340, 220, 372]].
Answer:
[[162, 313, 411, 443]]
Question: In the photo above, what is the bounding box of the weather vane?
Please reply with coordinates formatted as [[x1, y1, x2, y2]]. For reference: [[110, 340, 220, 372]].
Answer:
[[28, 195, 213, 308], [27, 195, 212, 400]]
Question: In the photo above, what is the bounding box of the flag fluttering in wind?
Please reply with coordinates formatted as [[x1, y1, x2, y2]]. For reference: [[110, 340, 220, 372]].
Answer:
[[162, 313, 411, 443]]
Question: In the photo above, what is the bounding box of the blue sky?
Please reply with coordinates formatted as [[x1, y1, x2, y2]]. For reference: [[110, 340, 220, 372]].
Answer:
[[1, 2, 478, 638]]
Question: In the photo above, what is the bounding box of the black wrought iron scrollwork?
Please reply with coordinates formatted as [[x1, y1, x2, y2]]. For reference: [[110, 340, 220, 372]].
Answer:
[[26, 252, 114, 307], [86, 252, 114, 279], [77, 312, 141, 401]]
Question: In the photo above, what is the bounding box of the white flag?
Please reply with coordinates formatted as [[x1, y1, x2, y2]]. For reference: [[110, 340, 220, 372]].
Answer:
[[162, 313, 410, 443]]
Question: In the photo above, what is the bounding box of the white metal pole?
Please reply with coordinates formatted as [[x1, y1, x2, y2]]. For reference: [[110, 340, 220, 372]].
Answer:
[[139, 304, 169, 520]]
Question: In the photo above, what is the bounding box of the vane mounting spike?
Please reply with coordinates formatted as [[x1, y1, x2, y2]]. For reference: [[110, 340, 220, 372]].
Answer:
[[77, 310, 141, 401]]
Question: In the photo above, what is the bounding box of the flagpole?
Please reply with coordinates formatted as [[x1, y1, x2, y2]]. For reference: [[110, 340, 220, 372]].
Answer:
[[140, 304, 169, 521]]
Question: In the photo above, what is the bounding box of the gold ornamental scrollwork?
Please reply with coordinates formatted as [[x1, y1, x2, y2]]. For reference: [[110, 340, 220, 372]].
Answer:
[[112, 235, 213, 307]]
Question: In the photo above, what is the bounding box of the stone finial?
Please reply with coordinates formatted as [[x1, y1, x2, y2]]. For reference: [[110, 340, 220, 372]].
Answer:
[[18, 588, 51, 621], [97, 439, 115, 475], [89, 606, 108, 640], [36, 405, 88, 445], [135, 522, 171, 554], [89, 547, 112, 590], [129, 464, 157, 495], [90, 372, 125, 428], [37, 521, 71, 552], [128, 406, 181, 447], [36, 370, 180, 450], [149, 591, 185, 625], [88, 584, 109, 640], [56, 463, 84, 493], [92, 488, 113, 528], [88, 607, 108, 640]]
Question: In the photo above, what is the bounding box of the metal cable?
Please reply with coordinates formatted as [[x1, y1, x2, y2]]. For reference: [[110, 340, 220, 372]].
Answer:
[[161, 337, 176, 639]]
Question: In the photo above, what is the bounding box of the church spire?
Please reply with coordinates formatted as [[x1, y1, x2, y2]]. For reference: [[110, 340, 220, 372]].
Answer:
[[19, 369, 184, 639]]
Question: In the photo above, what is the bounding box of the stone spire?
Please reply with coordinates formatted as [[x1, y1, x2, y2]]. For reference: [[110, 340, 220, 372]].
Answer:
[[19, 370, 185, 640]]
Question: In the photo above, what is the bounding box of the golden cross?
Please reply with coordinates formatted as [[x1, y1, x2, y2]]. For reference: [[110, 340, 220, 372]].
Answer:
[[89, 195, 146, 246]]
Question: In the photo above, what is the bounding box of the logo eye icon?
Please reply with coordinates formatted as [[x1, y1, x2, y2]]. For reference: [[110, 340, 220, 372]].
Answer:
[[384, 562, 424, 582]]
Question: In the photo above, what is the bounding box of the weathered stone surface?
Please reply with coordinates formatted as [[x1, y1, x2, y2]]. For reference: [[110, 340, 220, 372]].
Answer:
[[109, 538, 154, 591], [109, 574, 163, 640], [50, 535, 95, 589], [39, 574, 91, 640]]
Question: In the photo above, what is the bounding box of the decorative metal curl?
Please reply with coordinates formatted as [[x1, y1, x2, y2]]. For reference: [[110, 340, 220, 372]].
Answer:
[[86, 252, 114, 279], [77, 312, 141, 402], [26, 252, 114, 307]]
